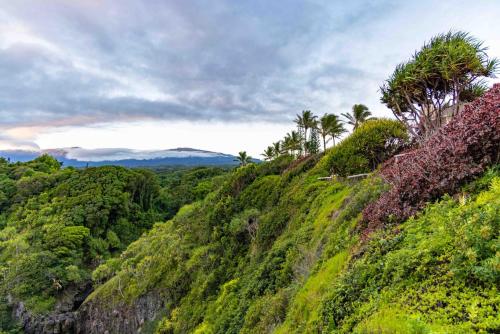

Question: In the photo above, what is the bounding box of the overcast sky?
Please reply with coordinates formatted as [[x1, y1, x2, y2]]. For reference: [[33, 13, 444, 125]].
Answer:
[[1, 0, 499, 156]]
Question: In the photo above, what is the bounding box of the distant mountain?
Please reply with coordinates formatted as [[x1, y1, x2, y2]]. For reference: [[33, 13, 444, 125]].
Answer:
[[0, 147, 251, 167]]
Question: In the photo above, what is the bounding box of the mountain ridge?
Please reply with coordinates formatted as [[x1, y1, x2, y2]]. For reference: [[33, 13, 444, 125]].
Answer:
[[0, 147, 242, 167]]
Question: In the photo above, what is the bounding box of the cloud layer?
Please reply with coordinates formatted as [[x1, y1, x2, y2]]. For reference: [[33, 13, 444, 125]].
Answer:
[[0, 0, 499, 152]]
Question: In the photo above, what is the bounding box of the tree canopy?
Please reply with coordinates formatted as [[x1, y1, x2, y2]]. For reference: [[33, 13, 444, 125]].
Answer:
[[341, 104, 372, 130], [236, 151, 253, 166], [381, 31, 498, 140]]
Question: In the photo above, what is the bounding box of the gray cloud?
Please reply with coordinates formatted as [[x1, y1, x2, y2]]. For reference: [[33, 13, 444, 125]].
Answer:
[[0, 0, 396, 128], [0, 0, 499, 140], [0, 133, 40, 150]]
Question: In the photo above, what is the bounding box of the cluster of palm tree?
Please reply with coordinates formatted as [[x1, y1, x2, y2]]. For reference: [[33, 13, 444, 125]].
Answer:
[[317, 113, 345, 151], [262, 104, 373, 161]]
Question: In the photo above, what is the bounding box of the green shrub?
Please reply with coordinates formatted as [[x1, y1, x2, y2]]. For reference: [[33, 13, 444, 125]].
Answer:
[[320, 172, 500, 333], [237, 175, 281, 211], [324, 119, 408, 176]]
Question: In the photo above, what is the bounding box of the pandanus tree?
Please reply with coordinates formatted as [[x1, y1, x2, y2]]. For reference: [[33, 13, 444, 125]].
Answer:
[[235, 151, 252, 166], [341, 104, 372, 130], [381, 31, 498, 141]]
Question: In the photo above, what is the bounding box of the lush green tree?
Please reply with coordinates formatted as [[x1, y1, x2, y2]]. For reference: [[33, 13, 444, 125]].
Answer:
[[317, 114, 346, 151], [272, 141, 282, 158], [317, 114, 334, 151], [236, 151, 252, 166], [328, 115, 346, 147], [381, 31, 498, 140], [324, 119, 408, 176], [283, 131, 302, 157], [0, 159, 227, 322], [341, 104, 372, 130], [305, 128, 320, 154], [261, 147, 275, 161], [148, 166, 228, 221], [294, 110, 317, 155]]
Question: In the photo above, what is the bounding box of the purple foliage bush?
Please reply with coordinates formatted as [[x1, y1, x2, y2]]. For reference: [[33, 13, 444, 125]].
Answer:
[[363, 84, 500, 231]]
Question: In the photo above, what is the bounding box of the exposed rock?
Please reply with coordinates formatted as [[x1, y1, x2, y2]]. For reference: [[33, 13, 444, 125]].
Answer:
[[76, 291, 164, 334], [9, 283, 92, 334], [10, 300, 77, 334]]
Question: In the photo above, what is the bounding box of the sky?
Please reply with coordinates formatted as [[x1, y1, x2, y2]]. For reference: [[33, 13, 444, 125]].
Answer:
[[0, 0, 499, 157]]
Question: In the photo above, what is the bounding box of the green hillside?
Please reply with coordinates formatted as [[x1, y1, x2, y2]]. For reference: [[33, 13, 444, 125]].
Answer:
[[1, 31, 499, 334], [0, 116, 498, 333], [79, 80, 500, 333], [0, 159, 227, 333], [79, 155, 499, 333]]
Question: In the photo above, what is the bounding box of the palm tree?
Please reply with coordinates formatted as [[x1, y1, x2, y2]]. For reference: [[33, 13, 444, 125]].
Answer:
[[328, 116, 346, 146], [272, 141, 282, 158], [294, 114, 304, 131], [235, 151, 252, 166], [261, 146, 274, 161], [295, 110, 317, 154], [289, 131, 302, 156], [341, 104, 372, 130], [294, 114, 305, 150], [317, 114, 336, 151], [282, 134, 293, 156], [283, 131, 302, 157]]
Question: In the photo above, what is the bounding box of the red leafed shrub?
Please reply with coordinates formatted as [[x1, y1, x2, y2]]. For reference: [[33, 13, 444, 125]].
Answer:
[[362, 84, 500, 231]]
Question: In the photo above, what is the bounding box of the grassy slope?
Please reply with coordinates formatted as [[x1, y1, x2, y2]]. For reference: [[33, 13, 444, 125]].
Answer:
[[86, 147, 499, 333]]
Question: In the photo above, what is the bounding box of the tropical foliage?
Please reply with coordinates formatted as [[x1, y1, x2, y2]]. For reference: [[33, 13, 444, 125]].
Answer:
[[317, 114, 346, 151], [320, 170, 500, 333], [81, 142, 499, 334], [0, 160, 228, 331], [0, 158, 161, 314], [364, 83, 500, 229], [2, 31, 499, 334], [381, 31, 498, 140], [322, 119, 408, 177], [235, 152, 253, 166], [263, 110, 349, 161], [294, 110, 318, 155], [154, 166, 228, 220], [341, 104, 373, 130]]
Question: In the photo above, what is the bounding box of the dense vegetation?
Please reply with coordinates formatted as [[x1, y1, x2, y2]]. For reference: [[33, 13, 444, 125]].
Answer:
[[0, 160, 228, 332], [82, 134, 499, 333], [154, 166, 228, 220], [76, 80, 498, 332], [364, 83, 500, 230], [381, 31, 498, 140], [1, 31, 499, 334], [321, 119, 407, 176]]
